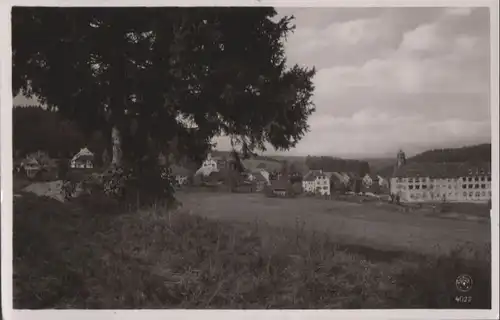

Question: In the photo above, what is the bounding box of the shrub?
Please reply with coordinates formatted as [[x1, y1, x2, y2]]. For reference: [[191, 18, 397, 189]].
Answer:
[[101, 164, 176, 209]]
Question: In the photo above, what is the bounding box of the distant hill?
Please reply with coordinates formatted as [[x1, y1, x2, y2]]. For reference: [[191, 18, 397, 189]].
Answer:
[[376, 143, 492, 177], [408, 144, 491, 163], [362, 158, 395, 173]]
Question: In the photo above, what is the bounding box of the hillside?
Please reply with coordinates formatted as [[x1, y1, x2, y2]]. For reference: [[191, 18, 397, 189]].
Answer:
[[376, 143, 492, 177], [362, 158, 395, 173], [408, 144, 491, 163]]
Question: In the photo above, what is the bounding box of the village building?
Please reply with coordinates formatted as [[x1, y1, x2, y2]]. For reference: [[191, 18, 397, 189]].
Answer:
[[327, 172, 348, 193], [361, 174, 381, 194], [201, 153, 229, 171], [22, 158, 41, 179], [70, 147, 94, 169], [377, 175, 390, 190], [270, 178, 290, 197], [302, 170, 331, 196], [390, 151, 491, 203], [246, 170, 269, 192], [170, 165, 191, 187]]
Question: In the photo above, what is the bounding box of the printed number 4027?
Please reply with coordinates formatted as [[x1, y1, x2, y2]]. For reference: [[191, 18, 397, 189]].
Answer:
[[455, 296, 472, 303]]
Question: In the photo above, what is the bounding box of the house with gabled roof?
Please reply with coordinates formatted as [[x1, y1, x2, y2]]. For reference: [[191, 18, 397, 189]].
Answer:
[[361, 173, 381, 194], [22, 157, 41, 179], [270, 178, 291, 197], [302, 170, 330, 196], [170, 164, 192, 187], [247, 170, 268, 192], [70, 147, 94, 169]]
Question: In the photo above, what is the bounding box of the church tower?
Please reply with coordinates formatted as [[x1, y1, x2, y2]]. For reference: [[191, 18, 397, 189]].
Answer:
[[396, 149, 406, 168]]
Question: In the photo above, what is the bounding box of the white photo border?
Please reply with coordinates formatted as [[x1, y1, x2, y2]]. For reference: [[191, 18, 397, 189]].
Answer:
[[1, 1, 499, 319]]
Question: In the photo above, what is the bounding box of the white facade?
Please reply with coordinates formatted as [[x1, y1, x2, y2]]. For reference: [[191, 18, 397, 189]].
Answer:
[[302, 172, 331, 196], [202, 154, 218, 171], [175, 175, 188, 186], [259, 169, 270, 184], [23, 159, 41, 179], [302, 180, 315, 193], [70, 147, 94, 169], [315, 175, 331, 195], [362, 174, 373, 187], [390, 175, 492, 203], [71, 159, 94, 169]]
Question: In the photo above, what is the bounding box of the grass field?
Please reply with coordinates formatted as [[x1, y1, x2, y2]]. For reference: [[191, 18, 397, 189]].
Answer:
[[177, 192, 491, 256], [13, 189, 491, 309]]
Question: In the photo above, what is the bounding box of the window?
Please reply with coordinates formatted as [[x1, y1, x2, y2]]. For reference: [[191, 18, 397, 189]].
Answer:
[[475, 184, 479, 189], [468, 177, 473, 182], [422, 185, 427, 189], [463, 184, 467, 189], [475, 192, 480, 197], [415, 178, 420, 183], [469, 184, 473, 188], [469, 192, 473, 197], [481, 184, 486, 189], [488, 191, 491, 197], [481, 177, 485, 181], [487, 177, 491, 182], [481, 192, 486, 196], [416, 185, 420, 190], [474, 177, 479, 182], [409, 185, 414, 190], [463, 192, 467, 197]]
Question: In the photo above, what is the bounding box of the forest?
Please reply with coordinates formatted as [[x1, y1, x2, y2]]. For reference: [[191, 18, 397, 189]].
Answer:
[[305, 155, 371, 175], [408, 144, 491, 164]]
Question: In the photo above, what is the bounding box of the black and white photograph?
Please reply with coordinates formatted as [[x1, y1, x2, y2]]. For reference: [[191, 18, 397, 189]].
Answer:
[[3, 1, 499, 316]]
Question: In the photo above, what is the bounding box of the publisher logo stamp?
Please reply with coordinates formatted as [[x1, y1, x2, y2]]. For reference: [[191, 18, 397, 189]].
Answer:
[[456, 274, 473, 293]]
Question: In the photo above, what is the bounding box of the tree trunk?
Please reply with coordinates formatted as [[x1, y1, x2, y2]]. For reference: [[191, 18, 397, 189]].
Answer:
[[111, 126, 123, 167]]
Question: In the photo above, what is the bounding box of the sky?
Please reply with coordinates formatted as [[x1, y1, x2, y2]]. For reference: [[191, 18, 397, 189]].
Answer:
[[12, 7, 492, 159]]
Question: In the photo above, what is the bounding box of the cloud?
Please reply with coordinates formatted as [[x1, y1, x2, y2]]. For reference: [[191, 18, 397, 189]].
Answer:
[[275, 7, 491, 157]]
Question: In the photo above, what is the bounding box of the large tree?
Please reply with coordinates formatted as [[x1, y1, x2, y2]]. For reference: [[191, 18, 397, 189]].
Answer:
[[12, 7, 316, 200]]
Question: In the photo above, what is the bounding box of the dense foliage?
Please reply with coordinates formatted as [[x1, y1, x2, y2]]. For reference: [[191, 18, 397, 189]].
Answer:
[[13, 106, 110, 164], [12, 7, 316, 167]]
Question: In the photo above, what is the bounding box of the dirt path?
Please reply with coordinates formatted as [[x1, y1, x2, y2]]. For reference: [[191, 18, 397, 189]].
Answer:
[[177, 192, 491, 256]]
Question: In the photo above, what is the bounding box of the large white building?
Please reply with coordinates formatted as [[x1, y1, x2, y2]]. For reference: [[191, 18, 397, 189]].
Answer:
[[302, 170, 331, 196], [390, 161, 492, 203]]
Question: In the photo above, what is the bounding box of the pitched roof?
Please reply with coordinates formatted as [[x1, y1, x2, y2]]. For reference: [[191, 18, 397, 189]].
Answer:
[[303, 170, 329, 182], [72, 147, 94, 162], [271, 178, 289, 190], [329, 172, 345, 182], [23, 158, 40, 166], [251, 171, 267, 182], [393, 162, 491, 178]]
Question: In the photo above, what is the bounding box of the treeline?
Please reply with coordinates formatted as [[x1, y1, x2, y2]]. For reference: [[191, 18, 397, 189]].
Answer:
[[13, 105, 108, 162], [305, 156, 370, 175], [408, 144, 491, 163]]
